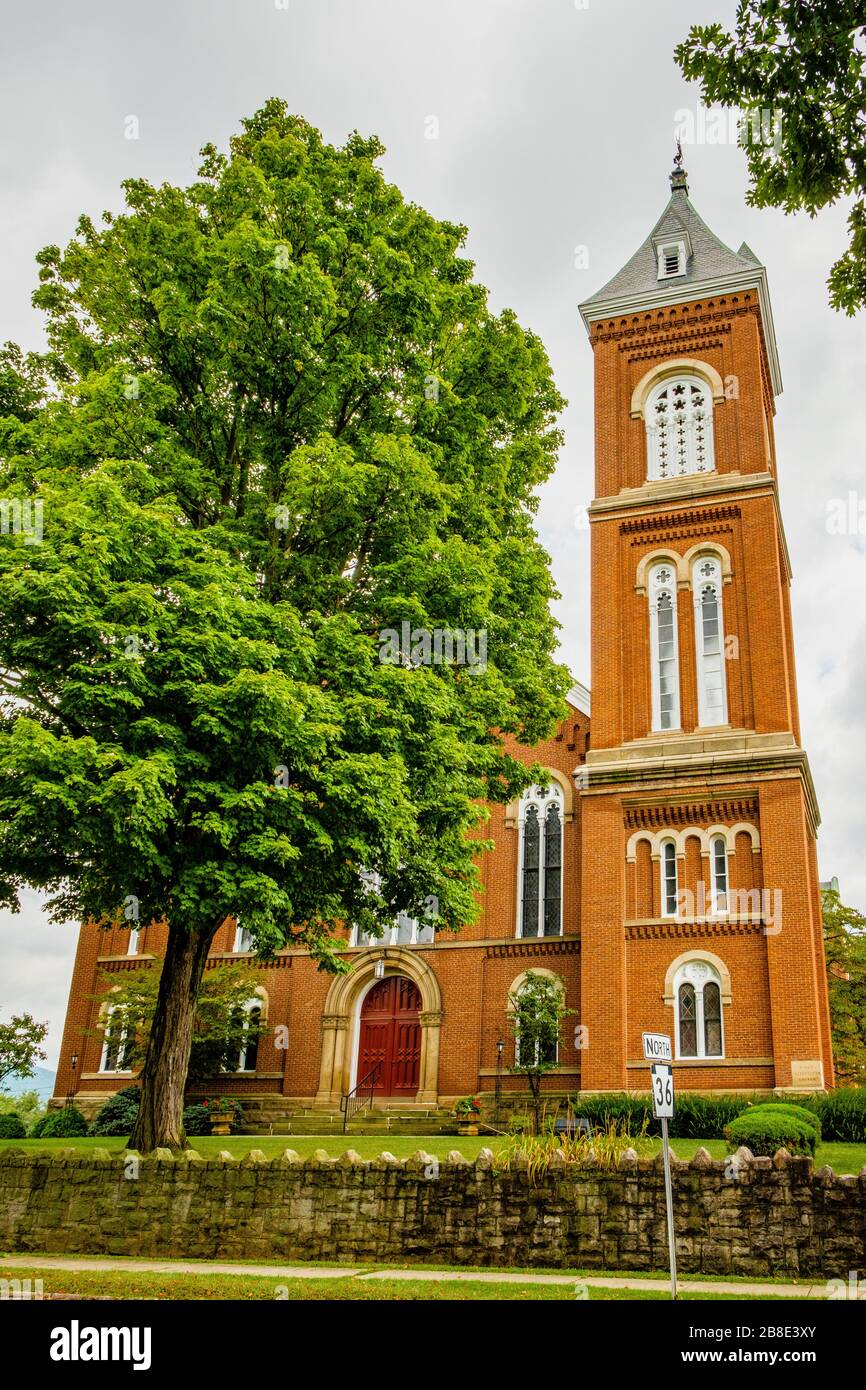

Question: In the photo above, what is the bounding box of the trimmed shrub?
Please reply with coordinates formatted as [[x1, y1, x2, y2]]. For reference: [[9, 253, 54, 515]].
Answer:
[[88, 1086, 141, 1138], [748, 1102, 821, 1141], [572, 1092, 754, 1140], [0, 1113, 27, 1139], [668, 1094, 752, 1139], [725, 1108, 817, 1157], [41, 1106, 89, 1139], [28, 1113, 52, 1138], [182, 1103, 211, 1136], [812, 1089, 866, 1143]]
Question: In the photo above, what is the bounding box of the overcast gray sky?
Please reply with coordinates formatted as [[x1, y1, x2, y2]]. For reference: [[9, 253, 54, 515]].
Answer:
[[1, 0, 864, 1070]]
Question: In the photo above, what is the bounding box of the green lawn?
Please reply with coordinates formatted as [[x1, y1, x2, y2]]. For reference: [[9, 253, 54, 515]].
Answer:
[[1, 1133, 864, 1172], [0, 1263, 794, 1301]]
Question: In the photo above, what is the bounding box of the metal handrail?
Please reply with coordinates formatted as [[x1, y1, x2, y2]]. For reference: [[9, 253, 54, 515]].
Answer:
[[341, 1062, 382, 1132]]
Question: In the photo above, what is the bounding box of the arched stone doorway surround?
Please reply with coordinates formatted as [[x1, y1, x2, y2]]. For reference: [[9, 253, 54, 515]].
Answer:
[[314, 949, 443, 1107]]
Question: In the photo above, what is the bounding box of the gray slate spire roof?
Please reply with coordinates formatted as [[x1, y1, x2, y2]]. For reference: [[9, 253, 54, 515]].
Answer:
[[582, 185, 764, 308], [578, 160, 782, 396]]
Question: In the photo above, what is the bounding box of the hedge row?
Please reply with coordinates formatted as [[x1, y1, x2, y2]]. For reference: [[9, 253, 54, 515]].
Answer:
[[571, 1088, 866, 1142]]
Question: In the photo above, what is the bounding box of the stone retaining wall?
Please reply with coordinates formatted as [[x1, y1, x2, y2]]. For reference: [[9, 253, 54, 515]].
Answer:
[[1, 1146, 864, 1277]]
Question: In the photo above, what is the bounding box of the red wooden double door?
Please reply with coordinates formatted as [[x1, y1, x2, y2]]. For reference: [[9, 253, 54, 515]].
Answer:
[[358, 975, 421, 1095]]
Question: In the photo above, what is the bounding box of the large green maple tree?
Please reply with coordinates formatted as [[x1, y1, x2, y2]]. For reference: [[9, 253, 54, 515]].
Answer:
[[677, 0, 866, 313], [0, 101, 570, 1150]]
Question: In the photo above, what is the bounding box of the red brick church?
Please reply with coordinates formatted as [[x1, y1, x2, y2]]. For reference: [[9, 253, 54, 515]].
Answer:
[[53, 161, 833, 1119]]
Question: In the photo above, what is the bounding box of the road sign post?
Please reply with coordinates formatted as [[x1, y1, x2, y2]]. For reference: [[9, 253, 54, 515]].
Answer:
[[645, 1035, 677, 1301]]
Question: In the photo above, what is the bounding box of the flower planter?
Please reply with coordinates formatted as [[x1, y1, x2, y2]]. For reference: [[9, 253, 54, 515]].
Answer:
[[208, 1115, 232, 1137], [457, 1120, 479, 1137]]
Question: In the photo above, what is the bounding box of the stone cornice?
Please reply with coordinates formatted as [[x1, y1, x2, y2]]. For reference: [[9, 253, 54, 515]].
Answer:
[[581, 731, 820, 834]]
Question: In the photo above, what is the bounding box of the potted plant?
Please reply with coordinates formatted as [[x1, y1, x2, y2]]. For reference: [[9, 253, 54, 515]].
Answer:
[[454, 1096, 482, 1136], [203, 1096, 236, 1137]]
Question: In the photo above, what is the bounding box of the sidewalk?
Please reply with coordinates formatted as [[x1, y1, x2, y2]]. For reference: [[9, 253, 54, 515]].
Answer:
[[0, 1254, 830, 1298]]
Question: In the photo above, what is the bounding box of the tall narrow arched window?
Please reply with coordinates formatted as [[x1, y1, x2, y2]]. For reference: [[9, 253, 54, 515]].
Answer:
[[649, 564, 680, 732], [645, 375, 715, 480], [518, 783, 564, 938], [237, 1000, 262, 1073], [710, 835, 729, 915], [674, 960, 725, 1058], [661, 840, 679, 917], [693, 556, 728, 726], [99, 1005, 132, 1074]]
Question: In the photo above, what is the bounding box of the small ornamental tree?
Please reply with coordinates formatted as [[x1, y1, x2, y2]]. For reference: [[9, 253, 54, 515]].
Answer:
[[676, 1, 866, 314], [95, 960, 266, 1089], [822, 887, 866, 1085], [0, 1011, 48, 1090], [0, 101, 570, 1150], [508, 971, 572, 1134]]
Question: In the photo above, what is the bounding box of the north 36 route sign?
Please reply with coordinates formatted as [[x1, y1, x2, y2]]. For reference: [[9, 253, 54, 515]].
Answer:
[[651, 1062, 674, 1119]]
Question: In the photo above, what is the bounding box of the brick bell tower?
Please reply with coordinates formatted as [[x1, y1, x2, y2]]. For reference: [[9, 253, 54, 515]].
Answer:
[[576, 152, 833, 1096]]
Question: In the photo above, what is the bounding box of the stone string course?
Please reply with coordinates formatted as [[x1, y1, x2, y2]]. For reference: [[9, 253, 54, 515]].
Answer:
[[1, 1146, 864, 1277]]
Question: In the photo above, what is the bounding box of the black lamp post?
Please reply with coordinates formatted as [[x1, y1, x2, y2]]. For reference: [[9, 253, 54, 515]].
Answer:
[[66, 1052, 79, 1109], [495, 1036, 504, 1123]]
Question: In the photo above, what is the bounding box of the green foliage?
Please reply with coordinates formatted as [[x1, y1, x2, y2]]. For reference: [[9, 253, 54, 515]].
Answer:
[[509, 973, 573, 1134], [182, 1098, 244, 1135], [181, 1103, 212, 1137], [748, 1102, 821, 1140], [0, 1112, 27, 1138], [87, 1086, 141, 1137], [0, 1011, 48, 1089], [572, 1092, 755, 1139], [821, 888, 866, 1084], [41, 1106, 89, 1138], [496, 1117, 653, 1183], [676, 1, 866, 313], [0, 1087, 46, 1133], [725, 1107, 817, 1157], [94, 963, 265, 1088], [0, 99, 572, 1149], [28, 1113, 51, 1138], [812, 1087, 866, 1142]]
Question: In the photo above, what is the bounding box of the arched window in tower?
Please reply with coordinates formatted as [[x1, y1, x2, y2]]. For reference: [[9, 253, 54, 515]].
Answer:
[[692, 556, 728, 726], [660, 839, 679, 917], [518, 783, 564, 938], [648, 564, 680, 732], [674, 960, 724, 1058], [645, 375, 715, 481], [710, 834, 729, 915]]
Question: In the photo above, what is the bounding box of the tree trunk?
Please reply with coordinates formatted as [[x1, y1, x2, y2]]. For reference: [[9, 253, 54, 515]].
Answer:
[[128, 926, 215, 1152], [528, 1072, 541, 1137]]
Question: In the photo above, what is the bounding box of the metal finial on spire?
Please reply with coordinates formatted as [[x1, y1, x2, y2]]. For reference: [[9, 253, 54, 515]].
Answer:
[[670, 139, 688, 193]]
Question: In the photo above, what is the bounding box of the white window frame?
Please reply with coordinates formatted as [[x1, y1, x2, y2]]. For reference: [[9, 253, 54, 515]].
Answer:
[[351, 872, 436, 947], [673, 960, 725, 1060], [352, 914, 435, 948], [692, 556, 728, 727], [516, 783, 564, 939], [236, 998, 262, 1073], [660, 839, 679, 918], [99, 1005, 132, 1075], [233, 921, 253, 953], [645, 375, 715, 481], [709, 835, 729, 916], [649, 564, 681, 732]]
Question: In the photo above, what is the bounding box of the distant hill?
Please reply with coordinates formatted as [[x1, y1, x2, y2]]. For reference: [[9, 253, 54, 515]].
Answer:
[[3, 1066, 56, 1099]]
